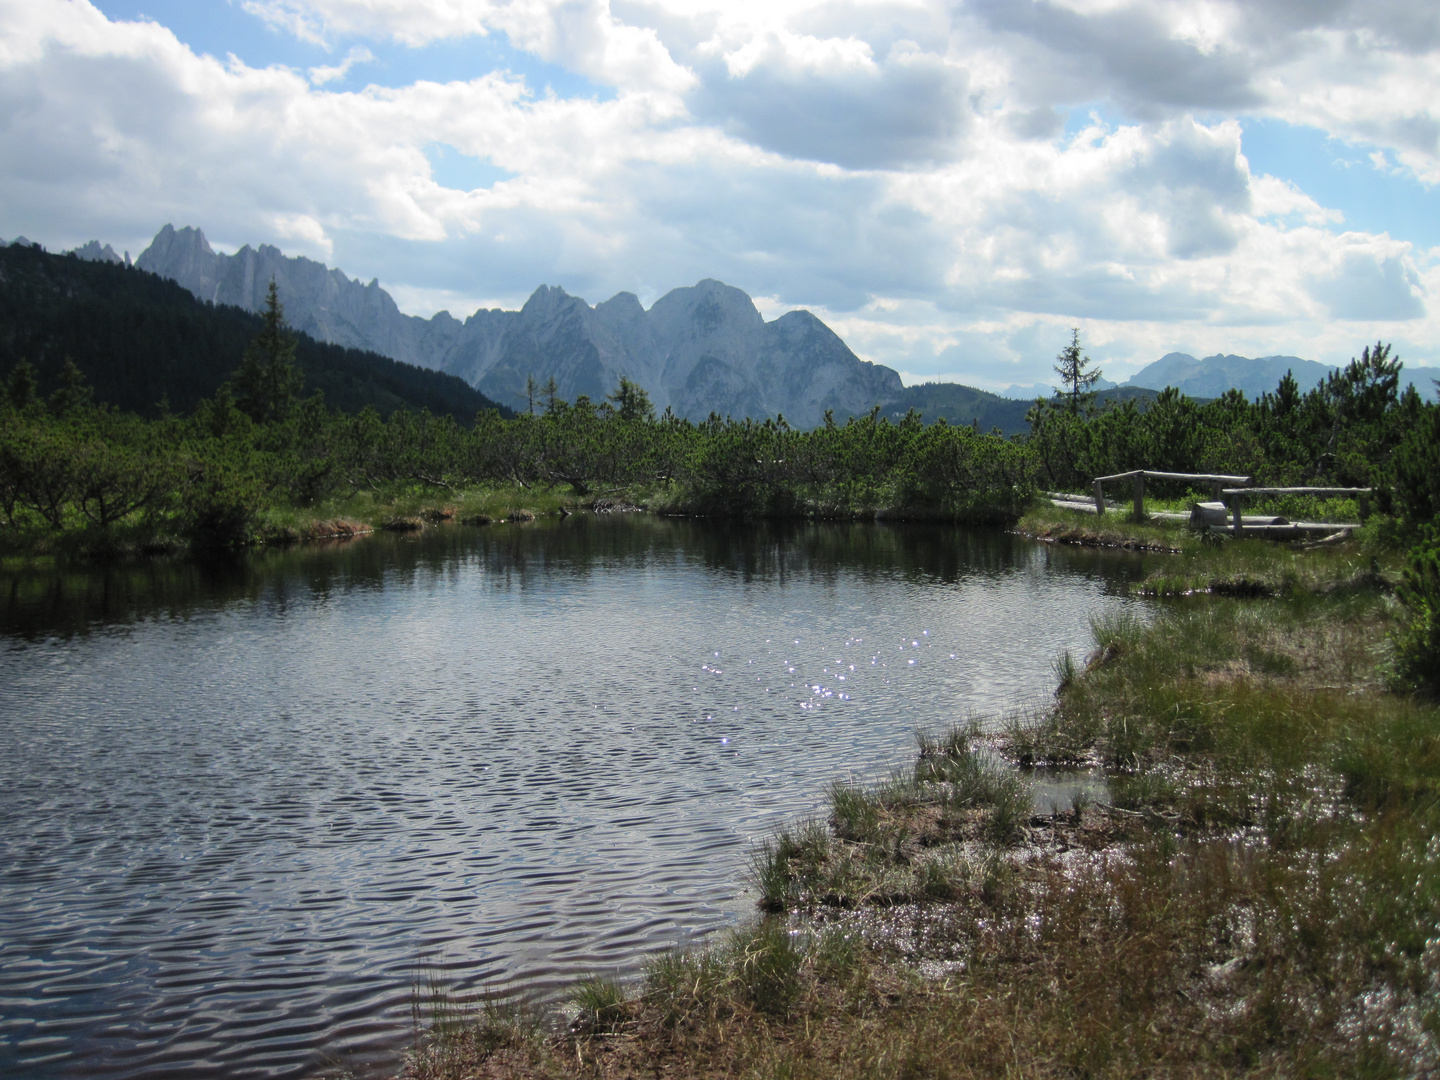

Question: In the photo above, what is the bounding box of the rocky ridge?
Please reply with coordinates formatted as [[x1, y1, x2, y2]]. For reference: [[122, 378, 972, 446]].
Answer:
[[133, 225, 901, 428]]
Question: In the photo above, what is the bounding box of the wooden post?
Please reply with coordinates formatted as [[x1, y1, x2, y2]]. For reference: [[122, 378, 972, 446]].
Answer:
[[1358, 492, 1370, 521], [1231, 493, 1243, 537], [1093, 479, 1105, 516], [1132, 473, 1146, 522], [1210, 480, 1222, 503]]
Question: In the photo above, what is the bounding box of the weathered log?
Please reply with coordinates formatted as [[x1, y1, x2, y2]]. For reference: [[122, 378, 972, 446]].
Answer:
[[1189, 501, 1229, 528], [1220, 487, 1371, 497]]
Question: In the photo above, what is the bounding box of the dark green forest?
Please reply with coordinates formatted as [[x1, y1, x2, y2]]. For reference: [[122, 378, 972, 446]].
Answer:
[[0, 241, 505, 421]]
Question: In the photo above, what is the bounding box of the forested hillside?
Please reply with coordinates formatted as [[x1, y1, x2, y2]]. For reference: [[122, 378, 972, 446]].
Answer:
[[877, 382, 1163, 435], [0, 242, 507, 422]]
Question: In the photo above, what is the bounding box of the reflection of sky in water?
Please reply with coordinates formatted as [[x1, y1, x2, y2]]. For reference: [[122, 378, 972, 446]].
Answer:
[[0, 519, 1153, 1080]]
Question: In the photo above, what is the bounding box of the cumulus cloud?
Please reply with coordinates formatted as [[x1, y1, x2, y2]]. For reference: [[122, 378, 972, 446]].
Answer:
[[688, 37, 973, 168], [243, 0, 694, 91], [0, 0, 1436, 388], [308, 44, 374, 84], [1308, 242, 1427, 322]]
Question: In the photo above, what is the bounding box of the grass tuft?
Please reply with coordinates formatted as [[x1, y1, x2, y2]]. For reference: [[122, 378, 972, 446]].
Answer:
[[406, 967, 540, 1080], [568, 976, 628, 1035]]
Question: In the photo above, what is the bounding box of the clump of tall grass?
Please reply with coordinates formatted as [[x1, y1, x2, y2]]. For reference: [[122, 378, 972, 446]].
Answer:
[[748, 726, 1038, 914], [643, 920, 808, 1029], [407, 966, 540, 1079], [643, 944, 732, 1030], [827, 780, 885, 843], [568, 976, 628, 1034], [750, 820, 830, 911], [1088, 609, 1146, 663], [913, 726, 1030, 843], [732, 920, 803, 1016]]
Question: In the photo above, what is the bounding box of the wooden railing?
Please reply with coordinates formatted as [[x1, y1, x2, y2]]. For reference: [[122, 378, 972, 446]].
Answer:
[[1087, 472, 1372, 535], [1220, 487, 1371, 536], [1091, 470, 1253, 520]]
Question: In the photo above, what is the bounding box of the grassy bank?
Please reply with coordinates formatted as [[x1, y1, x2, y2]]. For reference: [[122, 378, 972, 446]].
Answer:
[[254, 485, 584, 542], [1, 392, 1042, 561], [400, 525, 1440, 1080], [1019, 502, 1200, 552], [0, 482, 590, 560]]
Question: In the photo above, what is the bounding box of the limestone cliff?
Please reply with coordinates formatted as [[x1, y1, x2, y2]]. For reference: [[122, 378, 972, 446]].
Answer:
[[136, 225, 901, 427]]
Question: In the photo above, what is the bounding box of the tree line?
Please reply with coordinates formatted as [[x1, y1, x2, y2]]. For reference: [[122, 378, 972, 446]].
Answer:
[[0, 282, 1035, 551], [1029, 331, 1437, 523], [1, 287, 1436, 555]]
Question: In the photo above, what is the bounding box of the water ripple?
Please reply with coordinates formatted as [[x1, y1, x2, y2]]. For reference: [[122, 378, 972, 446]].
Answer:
[[0, 518, 1153, 1079]]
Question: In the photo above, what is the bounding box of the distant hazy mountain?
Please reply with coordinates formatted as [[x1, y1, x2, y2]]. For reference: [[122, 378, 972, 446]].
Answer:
[[1125, 352, 1333, 397], [998, 377, 1116, 400], [437, 279, 902, 428], [136, 225, 453, 372], [1123, 351, 1438, 403], [871, 384, 1163, 437], [134, 225, 902, 428], [876, 383, 1033, 434], [66, 240, 130, 266]]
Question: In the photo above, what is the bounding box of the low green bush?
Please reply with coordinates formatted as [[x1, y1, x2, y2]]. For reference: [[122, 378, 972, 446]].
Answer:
[[1392, 528, 1440, 696]]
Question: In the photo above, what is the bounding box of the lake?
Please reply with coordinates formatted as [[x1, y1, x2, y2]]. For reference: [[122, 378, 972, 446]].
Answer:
[[0, 515, 1153, 1079]]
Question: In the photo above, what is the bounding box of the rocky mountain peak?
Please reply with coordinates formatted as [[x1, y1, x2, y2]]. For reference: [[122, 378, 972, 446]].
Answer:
[[67, 240, 128, 265], [133, 224, 902, 426]]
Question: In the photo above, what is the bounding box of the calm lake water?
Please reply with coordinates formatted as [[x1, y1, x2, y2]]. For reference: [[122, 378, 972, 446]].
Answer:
[[0, 516, 1153, 1080]]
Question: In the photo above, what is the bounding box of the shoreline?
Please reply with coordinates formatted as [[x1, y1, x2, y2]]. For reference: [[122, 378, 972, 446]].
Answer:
[[393, 517, 1439, 1080], [1, 488, 1047, 566]]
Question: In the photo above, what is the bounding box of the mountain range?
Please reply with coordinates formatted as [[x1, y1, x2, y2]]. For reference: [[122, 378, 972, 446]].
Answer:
[[134, 226, 901, 428], [1002, 352, 1437, 403], [1126, 352, 1332, 398], [34, 225, 1436, 424]]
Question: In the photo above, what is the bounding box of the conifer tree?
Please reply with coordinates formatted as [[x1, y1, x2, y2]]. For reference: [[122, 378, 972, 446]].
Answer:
[[233, 280, 302, 424], [49, 357, 93, 416], [1053, 328, 1102, 415], [607, 377, 655, 422], [5, 359, 38, 412], [543, 375, 563, 414]]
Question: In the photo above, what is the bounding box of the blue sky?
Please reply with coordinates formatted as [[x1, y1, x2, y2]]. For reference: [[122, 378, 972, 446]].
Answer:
[[1240, 119, 1440, 251], [4, 0, 1437, 388], [90, 0, 609, 98]]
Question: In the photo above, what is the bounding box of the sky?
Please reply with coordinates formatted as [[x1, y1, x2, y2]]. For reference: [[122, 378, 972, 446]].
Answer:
[[1, 0, 1437, 391]]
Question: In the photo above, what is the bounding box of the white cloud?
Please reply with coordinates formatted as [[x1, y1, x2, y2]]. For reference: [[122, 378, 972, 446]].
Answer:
[[307, 44, 374, 84], [243, 0, 694, 92], [0, 0, 1437, 390]]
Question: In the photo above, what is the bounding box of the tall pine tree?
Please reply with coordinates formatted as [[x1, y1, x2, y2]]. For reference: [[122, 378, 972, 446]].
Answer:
[[233, 280, 303, 424], [1054, 328, 1102, 415]]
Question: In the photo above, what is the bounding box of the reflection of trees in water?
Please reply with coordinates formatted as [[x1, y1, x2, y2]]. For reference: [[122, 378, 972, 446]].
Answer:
[[0, 518, 1151, 641]]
